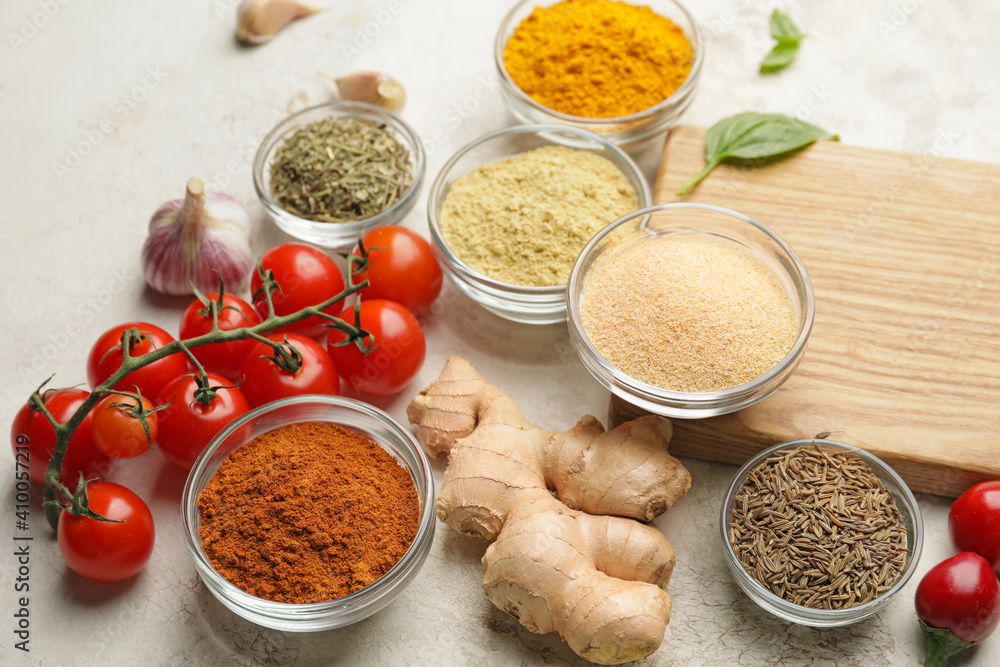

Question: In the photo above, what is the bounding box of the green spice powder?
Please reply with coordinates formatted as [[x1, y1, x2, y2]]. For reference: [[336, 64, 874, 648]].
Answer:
[[269, 116, 413, 223], [438, 146, 637, 287]]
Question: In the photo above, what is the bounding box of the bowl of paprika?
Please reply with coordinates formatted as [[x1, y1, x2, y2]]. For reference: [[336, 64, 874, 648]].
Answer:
[[495, 0, 704, 146], [181, 395, 436, 631]]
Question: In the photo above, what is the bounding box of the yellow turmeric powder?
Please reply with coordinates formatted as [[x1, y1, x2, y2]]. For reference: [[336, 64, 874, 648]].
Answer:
[[503, 0, 694, 119]]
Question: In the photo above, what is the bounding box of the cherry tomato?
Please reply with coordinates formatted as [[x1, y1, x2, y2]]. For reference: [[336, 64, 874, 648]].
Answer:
[[915, 552, 1000, 666], [949, 481, 1000, 575], [178, 291, 262, 381], [250, 243, 346, 338], [326, 299, 426, 396], [239, 333, 339, 408], [351, 226, 442, 315], [86, 322, 189, 398], [57, 482, 155, 583], [154, 373, 250, 472], [10, 389, 111, 488], [90, 394, 157, 460]]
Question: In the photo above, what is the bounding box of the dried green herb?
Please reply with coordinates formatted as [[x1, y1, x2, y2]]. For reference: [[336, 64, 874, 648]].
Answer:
[[760, 10, 803, 74], [729, 445, 908, 609], [676, 112, 838, 195], [270, 116, 413, 223]]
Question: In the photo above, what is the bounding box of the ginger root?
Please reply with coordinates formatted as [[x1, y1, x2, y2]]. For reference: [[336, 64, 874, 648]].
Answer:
[[407, 357, 692, 664]]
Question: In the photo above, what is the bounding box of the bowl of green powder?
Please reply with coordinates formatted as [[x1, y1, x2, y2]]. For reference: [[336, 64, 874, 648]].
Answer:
[[427, 124, 650, 324], [254, 101, 425, 248], [566, 203, 815, 418]]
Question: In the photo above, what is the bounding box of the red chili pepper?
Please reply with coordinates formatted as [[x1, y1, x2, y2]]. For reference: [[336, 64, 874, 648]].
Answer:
[[949, 481, 1000, 575], [915, 552, 1000, 667]]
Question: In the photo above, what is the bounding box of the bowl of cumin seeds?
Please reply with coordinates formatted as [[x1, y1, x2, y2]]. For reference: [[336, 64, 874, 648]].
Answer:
[[721, 439, 923, 627]]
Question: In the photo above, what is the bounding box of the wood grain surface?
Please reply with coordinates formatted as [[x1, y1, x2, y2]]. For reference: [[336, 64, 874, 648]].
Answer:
[[613, 125, 1000, 497]]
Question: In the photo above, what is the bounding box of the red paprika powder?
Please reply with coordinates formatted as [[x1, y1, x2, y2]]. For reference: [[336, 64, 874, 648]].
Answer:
[[197, 421, 419, 603]]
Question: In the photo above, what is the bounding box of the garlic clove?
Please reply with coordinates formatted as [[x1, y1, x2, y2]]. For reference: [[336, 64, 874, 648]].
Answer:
[[142, 177, 253, 297], [236, 0, 320, 45], [329, 71, 407, 113]]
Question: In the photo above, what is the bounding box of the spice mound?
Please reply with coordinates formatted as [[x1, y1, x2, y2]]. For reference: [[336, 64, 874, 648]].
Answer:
[[729, 446, 909, 610], [198, 422, 419, 604], [438, 145, 636, 287], [503, 0, 694, 118], [580, 234, 797, 392], [269, 116, 413, 223]]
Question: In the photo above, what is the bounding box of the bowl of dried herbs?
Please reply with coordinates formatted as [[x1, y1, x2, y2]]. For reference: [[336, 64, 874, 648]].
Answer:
[[253, 101, 424, 248], [720, 439, 924, 627]]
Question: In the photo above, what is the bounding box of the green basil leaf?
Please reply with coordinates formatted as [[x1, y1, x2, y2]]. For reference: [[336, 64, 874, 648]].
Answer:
[[770, 9, 802, 43], [676, 113, 838, 196], [760, 41, 800, 74]]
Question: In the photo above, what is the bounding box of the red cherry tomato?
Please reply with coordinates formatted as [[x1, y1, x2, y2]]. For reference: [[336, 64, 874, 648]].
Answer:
[[250, 243, 345, 338], [239, 333, 339, 408], [154, 373, 250, 472], [915, 552, 1000, 665], [326, 299, 426, 396], [86, 322, 189, 398], [57, 482, 155, 583], [10, 389, 111, 488], [178, 291, 262, 381], [351, 226, 442, 315], [91, 394, 157, 460], [949, 481, 1000, 575]]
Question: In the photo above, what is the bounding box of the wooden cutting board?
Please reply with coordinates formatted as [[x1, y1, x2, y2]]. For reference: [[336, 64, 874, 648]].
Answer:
[[610, 125, 1000, 498]]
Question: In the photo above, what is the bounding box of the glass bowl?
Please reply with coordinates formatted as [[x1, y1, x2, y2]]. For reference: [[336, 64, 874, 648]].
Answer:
[[427, 124, 651, 325], [720, 439, 924, 627], [495, 0, 704, 146], [181, 395, 436, 632], [253, 101, 425, 248], [566, 203, 814, 419]]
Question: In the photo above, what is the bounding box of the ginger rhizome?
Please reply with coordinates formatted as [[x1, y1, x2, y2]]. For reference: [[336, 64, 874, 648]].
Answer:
[[407, 357, 692, 664]]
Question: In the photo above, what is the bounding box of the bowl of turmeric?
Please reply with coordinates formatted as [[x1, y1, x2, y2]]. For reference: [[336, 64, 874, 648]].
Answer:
[[495, 0, 704, 146], [180, 395, 436, 632]]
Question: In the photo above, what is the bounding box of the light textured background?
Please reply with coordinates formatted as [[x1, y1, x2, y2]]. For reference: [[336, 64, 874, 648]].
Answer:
[[1, 0, 998, 665]]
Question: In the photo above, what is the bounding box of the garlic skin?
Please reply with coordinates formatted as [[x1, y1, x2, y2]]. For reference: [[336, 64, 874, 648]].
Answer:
[[331, 71, 407, 113], [141, 178, 253, 296], [237, 0, 319, 45]]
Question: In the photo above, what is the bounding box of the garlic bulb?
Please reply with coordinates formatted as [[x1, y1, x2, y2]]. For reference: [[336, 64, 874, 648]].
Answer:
[[141, 178, 253, 296], [330, 71, 406, 113], [237, 0, 319, 45]]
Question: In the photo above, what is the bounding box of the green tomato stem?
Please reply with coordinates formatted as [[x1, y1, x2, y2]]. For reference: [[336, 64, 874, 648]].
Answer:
[[921, 621, 975, 667]]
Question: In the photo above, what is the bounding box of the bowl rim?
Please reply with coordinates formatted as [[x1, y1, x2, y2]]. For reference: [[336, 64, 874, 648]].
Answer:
[[719, 438, 925, 621], [252, 100, 426, 235], [180, 394, 436, 617], [427, 123, 652, 296], [493, 0, 705, 124], [566, 202, 815, 404]]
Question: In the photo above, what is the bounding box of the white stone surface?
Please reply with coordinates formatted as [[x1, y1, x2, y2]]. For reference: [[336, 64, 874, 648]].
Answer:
[[1, 0, 998, 665]]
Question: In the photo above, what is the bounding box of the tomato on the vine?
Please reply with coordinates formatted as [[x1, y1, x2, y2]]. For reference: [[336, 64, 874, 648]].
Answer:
[[351, 226, 442, 315], [949, 480, 1000, 575], [155, 373, 250, 472], [57, 482, 155, 583], [178, 291, 262, 381], [90, 393, 157, 460], [327, 299, 426, 396], [86, 322, 189, 398], [239, 333, 339, 408], [250, 243, 345, 338], [10, 388, 111, 488]]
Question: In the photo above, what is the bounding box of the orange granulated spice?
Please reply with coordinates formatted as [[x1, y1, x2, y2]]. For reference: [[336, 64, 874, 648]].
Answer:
[[197, 421, 419, 604], [503, 0, 694, 118]]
